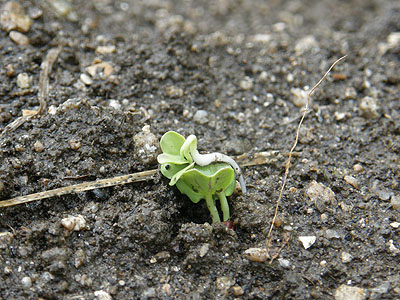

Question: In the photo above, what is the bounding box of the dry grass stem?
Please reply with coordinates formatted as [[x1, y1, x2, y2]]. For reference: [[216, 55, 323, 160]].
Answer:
[[266, 56, 347, 243]]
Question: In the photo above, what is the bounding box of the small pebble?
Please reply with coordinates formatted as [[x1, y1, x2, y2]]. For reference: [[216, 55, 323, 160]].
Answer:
[[291, 88, 308, 107], [199, 243, 209, 258], [377, 189, 391, 201], [6, 64, 15, 77], [345, 87, 357, 99], [133, 128, 159, 165], [325, 229, 341, 239], [344, 175, 358, 189], [320, 260, 327, 267], [278, 258, 291, 268], [353, 164, 364, 173], [216, 276, 233, 292], [193, 110, 209, 125], [21, 276, 32, 288], [340, 252, 353, 263], [9, 30, 29, 45], [320, 213, 328, 222], [96, 45, 116, 54], [231, 286, 244, 296], [334, 285, 365, 300], [391, 195, 400, 210], [295, 35, 318, 54], [86, 62, 113, 77], [370, 282, 391, 299], [0, 2, 32, 32], [387, 32, 400, 47], [17, 73, 31, 89], [273, 216, 283, 227], [162, 283, 172, 295], [47, 0, 77, 21], [166, 86, 183, 98], [94, 290, 112, 300], [307, 180, 336, 212], [240, 76, 254, 90], [33, 140, 44, 153], [28, 7, 43, 19], [118, 280, 125, 286], [74, 249, 86, 268], [108, 99, 121, 110], [251, 33, 272, 43], [61, 215, 87, 231], [388, 240, 400, 254], [80, 73, 93, 85], [4, 266, 12, 275], [286, 73, 294, 83], [283, 225, 293, 231], [259, 71, 268, 82], [0, 232, 14, 249], [359, 96, 379, 119], [68, 139, 82, 150], [298, 236, 316, 249], [390, 222, 400, 229], [244, 248, 269, 262], [334, 111, 347, 121]]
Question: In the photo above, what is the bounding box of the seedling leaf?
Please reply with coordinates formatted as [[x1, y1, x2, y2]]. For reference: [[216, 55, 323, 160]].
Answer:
[[160, 131, 186, 155]]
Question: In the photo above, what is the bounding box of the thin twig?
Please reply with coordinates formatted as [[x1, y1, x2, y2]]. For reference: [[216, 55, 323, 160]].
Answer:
[[38, 47, 62, 115], [0, 170, 158, 208], [0, 47, 61, 141], [0, 151, 284, 208], [266, 56, 347, 242]]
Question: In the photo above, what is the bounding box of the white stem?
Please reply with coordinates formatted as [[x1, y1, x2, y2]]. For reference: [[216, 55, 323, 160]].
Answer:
[[191, 150, 247, 194]]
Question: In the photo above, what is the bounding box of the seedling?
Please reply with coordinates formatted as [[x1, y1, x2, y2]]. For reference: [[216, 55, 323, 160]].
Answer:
[[157, 131, 245, 223]]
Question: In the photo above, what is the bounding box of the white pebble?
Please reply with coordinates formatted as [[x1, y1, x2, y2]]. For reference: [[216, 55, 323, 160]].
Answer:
[[251, 34, 272, 43], [391, 195, 400, 210], [61, 215, 87, 231], [325, 229, 340, 239], [334, 111, 347, 121], [291, 88, 308, 107], [259, 71, 268, 82], [307, 180, 336, 212], [199, 243, 209, 258], [244, 247, 269, 262], [390, 222, 400, 229], [278, 258, 290, 268], [340, 252, 353, 263], [17, 73, 31, 89], [96, 45, 116, 54], [344, 175, 358, 189], [133, 130, 159, 165], [298, 236, 316, 249], [334, 285, 365, 300], [345, 87, 357, 99], [240, 76, 253, 90], [9, 31, 29, 45], [388, 240, 400, 254], [21, 276, 32, 288], [359, 96, 379, 119], [286, 73, 294, 82], [295, 35, 319, 54], [108, 99, 121, 110], [193, 110, 209, 124], [80, 73, 93, 85], [94, 290, 112, 300]]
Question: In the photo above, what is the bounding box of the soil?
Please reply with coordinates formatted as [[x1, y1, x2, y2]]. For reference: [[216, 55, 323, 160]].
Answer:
[[0, 0, 399, 299]]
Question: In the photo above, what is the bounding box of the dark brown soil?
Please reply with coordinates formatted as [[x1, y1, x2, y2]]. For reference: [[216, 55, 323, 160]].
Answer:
[[0, 0, 399, 299]]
